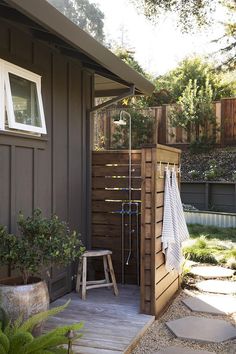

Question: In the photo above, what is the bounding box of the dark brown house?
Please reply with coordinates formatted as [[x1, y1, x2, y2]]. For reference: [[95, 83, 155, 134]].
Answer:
[[0, 0, 154, 300]]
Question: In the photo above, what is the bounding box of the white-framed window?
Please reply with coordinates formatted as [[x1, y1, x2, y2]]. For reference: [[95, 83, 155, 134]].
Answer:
[[0, 59, 47, 135]]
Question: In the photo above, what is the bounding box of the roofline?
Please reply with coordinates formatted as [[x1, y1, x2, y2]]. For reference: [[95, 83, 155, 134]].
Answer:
[[5, 0, 155, 96]]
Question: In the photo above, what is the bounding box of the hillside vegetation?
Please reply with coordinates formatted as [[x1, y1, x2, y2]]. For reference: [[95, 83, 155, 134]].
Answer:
[[181, 148, 236, 182]]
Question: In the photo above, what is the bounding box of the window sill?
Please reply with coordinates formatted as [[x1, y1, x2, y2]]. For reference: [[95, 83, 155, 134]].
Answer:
[[0, 130, 48, 149]]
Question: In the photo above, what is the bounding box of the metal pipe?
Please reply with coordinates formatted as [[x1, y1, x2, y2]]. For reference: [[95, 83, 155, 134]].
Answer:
[[121, 202, 125, 284]]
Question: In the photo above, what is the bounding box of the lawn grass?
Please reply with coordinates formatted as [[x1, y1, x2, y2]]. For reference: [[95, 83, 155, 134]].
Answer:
[[183, 224, 236, 269], [187, 224, 236, 242]]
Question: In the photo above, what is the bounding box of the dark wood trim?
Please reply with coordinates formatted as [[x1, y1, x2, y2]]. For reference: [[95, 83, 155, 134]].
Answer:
[[33, 148, 38, 210], [10, 145, 16, 234], [0, 131, 48, 149]]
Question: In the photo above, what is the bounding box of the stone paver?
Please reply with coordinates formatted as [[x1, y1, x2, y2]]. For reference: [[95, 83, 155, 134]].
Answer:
[[190, 266, 235, 279], [154, 347, 215, 354], [166, 316, 236, 343], [182, 294, 236, 315], [196, 280, 236, 295]]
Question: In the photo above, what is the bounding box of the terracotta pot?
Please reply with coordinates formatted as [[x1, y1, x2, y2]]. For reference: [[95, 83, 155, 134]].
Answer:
[[0, 277, 49, 335]]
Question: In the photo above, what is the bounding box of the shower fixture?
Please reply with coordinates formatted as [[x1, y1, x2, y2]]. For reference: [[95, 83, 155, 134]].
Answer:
[[114, 111, 140, 285]]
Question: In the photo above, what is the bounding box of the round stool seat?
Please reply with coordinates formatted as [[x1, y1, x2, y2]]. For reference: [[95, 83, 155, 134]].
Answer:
[[82, 250, 112, 257]]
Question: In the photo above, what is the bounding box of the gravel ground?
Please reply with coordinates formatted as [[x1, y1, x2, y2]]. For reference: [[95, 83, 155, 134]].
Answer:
[[132, 289, 236, 354]]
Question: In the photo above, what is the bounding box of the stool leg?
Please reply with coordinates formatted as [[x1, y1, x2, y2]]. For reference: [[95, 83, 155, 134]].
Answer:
[[82, 256, 87, 300], [107, 254, 119, 296], [76, 258, 82, 294], [103, 255, 110, 287]]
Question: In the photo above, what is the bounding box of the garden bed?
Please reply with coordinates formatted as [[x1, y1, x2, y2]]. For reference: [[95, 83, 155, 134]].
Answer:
[[183, 224, 236, 269], [181, 148, 236, 182]]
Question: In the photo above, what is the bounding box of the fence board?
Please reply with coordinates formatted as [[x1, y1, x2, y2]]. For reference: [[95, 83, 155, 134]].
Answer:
[[141, 144, 181, 317]]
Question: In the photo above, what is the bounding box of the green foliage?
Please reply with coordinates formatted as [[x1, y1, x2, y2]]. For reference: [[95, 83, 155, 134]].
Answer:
[[0, 209, 85, 285], [187, 170, 201, 179], [0, 302, 83, 354], [188, 223, 236, 242], [47, 0, 105, 43], [149, 57, 236, 106], [203, 159, 221, 180], [195, 236, 207, 249], [131, 0, 216, 32], [111, 108, 154, 149], [189, 136, 215, 154], [115, 48, 147, 77], [213, 0, 236, 70], [183, 245, 218, 264], [169, 73, 217, 146], [184, 224, 236, 268]]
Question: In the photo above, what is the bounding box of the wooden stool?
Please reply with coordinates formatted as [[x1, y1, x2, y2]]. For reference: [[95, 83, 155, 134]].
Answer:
[[76, 250, 119, 300]]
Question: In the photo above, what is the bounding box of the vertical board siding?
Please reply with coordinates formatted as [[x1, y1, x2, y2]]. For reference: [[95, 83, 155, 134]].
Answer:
[[0, 20, 92, 299], [91, 151, 142, 284], [15, 147, 34, 218], [52, 55, 68, 220], [141, 145, 181, 317]]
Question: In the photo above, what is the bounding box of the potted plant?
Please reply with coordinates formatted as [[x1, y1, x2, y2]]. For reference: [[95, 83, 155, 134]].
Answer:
[[0, 209, 85, 334]]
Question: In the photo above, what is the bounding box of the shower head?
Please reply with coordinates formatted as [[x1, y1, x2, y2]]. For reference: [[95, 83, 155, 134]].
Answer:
[[113, 110, 130, 126], [114, 119, 126, 126]]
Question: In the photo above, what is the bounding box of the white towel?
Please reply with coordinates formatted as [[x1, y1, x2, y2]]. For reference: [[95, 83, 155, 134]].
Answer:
[[162, 168, 189, 273], [161, 168, 175, 252], [172, 169, 189, 244]]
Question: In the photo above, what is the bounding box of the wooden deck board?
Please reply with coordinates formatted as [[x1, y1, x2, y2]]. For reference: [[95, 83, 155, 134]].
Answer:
[[45, 285, 155, 354]]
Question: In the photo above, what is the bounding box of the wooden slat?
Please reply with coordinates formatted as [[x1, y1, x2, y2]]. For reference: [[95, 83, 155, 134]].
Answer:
[[92, 224, 124, 237], [92, 213, 140, 226], [92, 151, 141, 165], [92, 189, 141, 201], [155, 278, 179, 315], [92, 177, 141, 189], [92, 165, 141, 177], [140, 145, 181, 317], [46, 287, 154, 354]]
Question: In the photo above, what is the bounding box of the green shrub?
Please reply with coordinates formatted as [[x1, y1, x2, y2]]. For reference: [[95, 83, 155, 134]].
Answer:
[[195, 237, 207, 249], [183, 246, 218, 264], [0, 301, 83, 353], [189, 136, 215, 154], [0, 209, 85, 285]]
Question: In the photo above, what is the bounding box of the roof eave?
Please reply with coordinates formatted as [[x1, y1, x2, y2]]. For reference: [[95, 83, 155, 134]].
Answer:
[[5, 0, 155, 96]]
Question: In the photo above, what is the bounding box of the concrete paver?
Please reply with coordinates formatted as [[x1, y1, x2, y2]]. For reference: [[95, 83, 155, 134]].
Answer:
[[166, 316, 236, 343], [182, 294, 236, 315]]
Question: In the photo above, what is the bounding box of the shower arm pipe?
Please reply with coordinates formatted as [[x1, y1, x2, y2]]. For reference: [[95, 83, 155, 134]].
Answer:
[[128, 112, 132, 204]]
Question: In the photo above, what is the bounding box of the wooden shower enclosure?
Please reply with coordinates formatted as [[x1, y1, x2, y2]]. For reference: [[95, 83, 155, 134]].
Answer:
[[92, 144, 181, 317]]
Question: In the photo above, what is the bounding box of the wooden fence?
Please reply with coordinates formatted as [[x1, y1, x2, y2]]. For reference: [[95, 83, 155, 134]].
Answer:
[[141, 145, 181, 316], [92, 97, 236, 148], [91, 145, 182, 317]]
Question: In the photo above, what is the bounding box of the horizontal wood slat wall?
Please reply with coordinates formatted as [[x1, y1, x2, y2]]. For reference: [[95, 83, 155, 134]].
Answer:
[[141, 144, 181, 317], [92, 150, 142, 284]]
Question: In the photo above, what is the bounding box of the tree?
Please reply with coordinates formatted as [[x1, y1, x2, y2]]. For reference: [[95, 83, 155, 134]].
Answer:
[[214, 0, 236, 70], [131, 1, 236, 70], [131, 0, 217, 32], [170, 77, 217, 150], [111, 108, 154, 149], [48, 0, 105, 43], [147, 57, 236, 106]]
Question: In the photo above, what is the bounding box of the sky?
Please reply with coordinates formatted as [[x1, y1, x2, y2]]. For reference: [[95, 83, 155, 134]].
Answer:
[[94, 0, 227, 76]]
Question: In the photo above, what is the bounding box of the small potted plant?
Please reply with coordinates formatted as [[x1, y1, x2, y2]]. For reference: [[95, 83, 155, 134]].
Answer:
[[0, 209, 85, 333]]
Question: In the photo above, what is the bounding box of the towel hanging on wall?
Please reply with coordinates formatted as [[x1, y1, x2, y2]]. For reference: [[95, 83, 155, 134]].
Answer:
[[162, 168, 189, 273]]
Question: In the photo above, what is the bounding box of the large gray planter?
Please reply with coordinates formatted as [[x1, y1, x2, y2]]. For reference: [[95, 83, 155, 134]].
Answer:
[[0, 277, 49, 335]]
